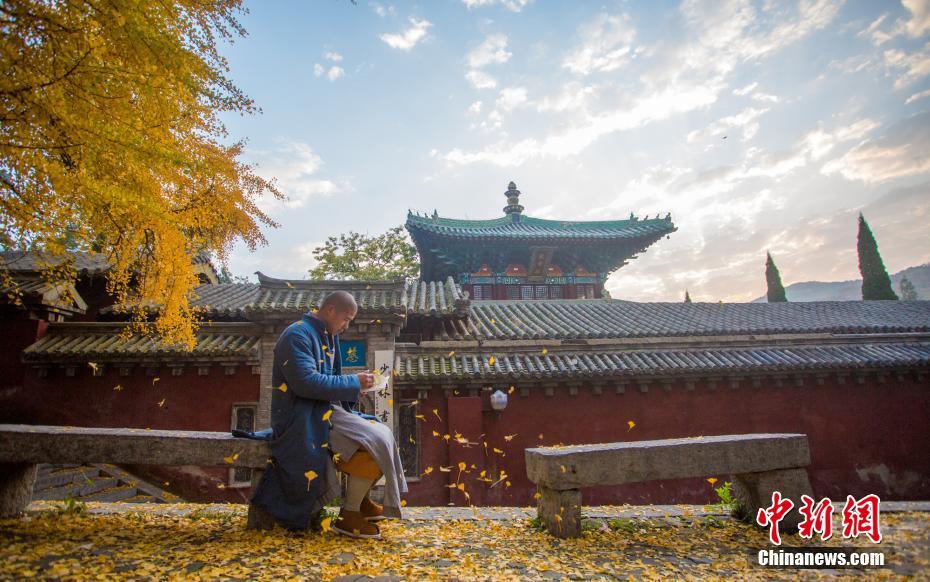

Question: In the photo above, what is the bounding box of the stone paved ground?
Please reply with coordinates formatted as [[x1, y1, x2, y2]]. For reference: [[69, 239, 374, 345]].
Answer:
[[0, 501, 925, 580]]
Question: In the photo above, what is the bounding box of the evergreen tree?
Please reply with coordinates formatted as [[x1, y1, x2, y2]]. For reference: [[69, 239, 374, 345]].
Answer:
[[684, 290, 692, 303], [857, 213, 898, 300], [900, 275, 918, 300], [765, 252, 788, 302]]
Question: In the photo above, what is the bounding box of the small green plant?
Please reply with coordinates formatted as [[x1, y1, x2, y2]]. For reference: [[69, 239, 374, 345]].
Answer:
[[527, 516, 545, 531], [56, 495, 86, 516], [709, 481, 737, 512], [607, 518, 641, 534]]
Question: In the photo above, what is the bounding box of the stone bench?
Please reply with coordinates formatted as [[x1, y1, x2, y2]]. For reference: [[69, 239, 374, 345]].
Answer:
[[0, 424, 278, 529], [525, 433, 813, 538]]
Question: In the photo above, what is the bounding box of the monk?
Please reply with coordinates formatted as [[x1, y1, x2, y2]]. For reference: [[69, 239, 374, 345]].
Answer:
[[249, 290, 408, 538]]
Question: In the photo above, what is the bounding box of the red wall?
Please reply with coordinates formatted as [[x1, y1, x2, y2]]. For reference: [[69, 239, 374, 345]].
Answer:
[[1, 365, 260, 503], [398, 373, 930, 507]]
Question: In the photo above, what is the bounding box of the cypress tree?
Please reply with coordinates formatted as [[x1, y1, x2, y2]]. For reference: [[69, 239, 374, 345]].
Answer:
[[899, 275, 918, 300], [765, 252, 788, 302], [857, 213, 898, 300], [684, 290, 692, 303]]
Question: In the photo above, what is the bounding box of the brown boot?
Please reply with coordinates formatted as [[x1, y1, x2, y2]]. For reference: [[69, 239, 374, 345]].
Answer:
[[360, 496, 386, 522], [331, 508, 381, 539]]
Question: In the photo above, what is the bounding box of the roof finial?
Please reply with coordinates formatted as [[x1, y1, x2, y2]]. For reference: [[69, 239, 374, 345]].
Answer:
[[503, 181, 524, 223]]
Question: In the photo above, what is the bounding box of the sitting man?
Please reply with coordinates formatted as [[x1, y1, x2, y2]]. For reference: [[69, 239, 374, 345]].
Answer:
[[249, 290, 407, 538]]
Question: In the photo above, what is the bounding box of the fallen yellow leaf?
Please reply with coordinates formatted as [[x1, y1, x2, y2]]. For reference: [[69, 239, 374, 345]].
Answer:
[[707, 477, 718, 486], [322, 409, 333, 422], [627, 420, 636, 431], [223, 452, 239, 465]]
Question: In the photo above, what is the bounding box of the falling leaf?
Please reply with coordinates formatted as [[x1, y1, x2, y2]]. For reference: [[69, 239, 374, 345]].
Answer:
[[285, 281, 294, 288], [443, 434, 451, 442], [504, 434, 517, 441], [488, 356, 496, 366], [432, 408, 442, 421], [332, 453, 342, 464], [278, 383, 288, 393], [627, 420, 635, 431], [422, 466, 434, 476], [534, 492, 542, 500], [415, 414, 425, 421], [490, 318, 496, 324], [458, 461, 466, 471], [322, 409, 333, 422], [152, 377, 160, 386], [374, 319, 381, 324], [538, 433, 544, 439], [321, 516, 332, 532], [283, 359, 289, 366], [493, 447, 504, 454], [448, 350, 455, 357], [408, 436, 415, 443], [400, 499, 407, 507], [508, 385, 515, 394], [707, 477, 718, 486], [432, 430, 440, 437], [560, 465, 567, 473], [88, 362, 99, 373], [158, 398, 166, 407], [541, 348, 548, 355], [457, 483, 465, 491], [223, 452, 239, 465], [217, 483, 226, 489], [304, 470, 317, 490], [113, 385, 123, 392], [439, 466, 452, 472], [505, 481, 511, 488], [163, 481, 170, 487]]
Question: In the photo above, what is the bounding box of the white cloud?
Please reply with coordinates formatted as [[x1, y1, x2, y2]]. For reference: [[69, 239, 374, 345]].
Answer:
[[903, 0, 930, 37], [906, 88, 930, 104], [249, 142, 347, 212], [461, 0, 533, 13], [534, 81, 598, 113], [883, 42, 930, 89], [313, 63, 324, 77], [822, 112, 930, 183], [857, 0, 930, 46], [687, 107, 770, 142], [468, 100, 483, 114], [468, 34, 511, 68], [327, 66, 345, 81], [496, 87, 527, 112], [325, 51, 343, 62], [562, 12, 636, 75], [465, 69, 498, 89], [732, 82, 779, 103], [380, 17, 432, 51], [369, 2, 394, 18]]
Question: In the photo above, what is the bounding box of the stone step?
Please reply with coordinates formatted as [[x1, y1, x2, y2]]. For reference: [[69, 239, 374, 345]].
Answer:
[[34, 466, 101, 490], [123, 494, 158, 503], [82, 485, 139, 503], [36, 476, 121, 500]]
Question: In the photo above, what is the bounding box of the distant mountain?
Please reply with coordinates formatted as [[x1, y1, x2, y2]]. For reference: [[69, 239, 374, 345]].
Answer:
[[751, 264, 930, 302]]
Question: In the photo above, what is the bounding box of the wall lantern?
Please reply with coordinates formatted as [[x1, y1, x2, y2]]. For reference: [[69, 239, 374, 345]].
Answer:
[[490, 389, 508, 413]]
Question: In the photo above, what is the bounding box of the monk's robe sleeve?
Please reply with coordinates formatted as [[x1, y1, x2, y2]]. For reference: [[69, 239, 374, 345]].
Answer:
[[277, 331, 361, 402]]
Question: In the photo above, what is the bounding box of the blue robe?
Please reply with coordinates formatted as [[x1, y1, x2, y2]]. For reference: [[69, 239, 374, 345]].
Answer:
[[248, 313, 374, 530]]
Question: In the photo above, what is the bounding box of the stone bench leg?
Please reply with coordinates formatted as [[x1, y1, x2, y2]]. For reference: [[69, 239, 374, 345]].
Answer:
[[537, 486, 581, 539], [245, 468, 276, 530], [0, 463, 37, 518], [732, 467, 813, 533]]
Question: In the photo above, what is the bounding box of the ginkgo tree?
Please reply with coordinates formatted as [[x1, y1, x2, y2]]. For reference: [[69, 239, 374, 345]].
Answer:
[[0, 0, 282, 347]]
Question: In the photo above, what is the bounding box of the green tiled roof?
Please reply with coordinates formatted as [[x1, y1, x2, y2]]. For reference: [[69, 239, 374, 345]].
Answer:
[[22, 323, 260, 363], [405, 212, 676, 240], [435, 300, 930, 340], [394, 342, 930, 382]]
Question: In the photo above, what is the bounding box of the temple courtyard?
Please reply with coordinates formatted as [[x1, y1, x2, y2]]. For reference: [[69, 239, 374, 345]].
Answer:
[[1, 501, 926, 580]]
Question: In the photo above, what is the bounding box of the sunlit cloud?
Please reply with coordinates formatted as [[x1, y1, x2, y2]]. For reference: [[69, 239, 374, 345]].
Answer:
[[380, 17, 432, 51]]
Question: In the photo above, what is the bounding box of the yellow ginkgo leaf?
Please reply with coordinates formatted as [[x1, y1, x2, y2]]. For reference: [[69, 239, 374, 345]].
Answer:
[[560, 465, 567, 473], [488, 356, 496, 366], [321, 516, 332, 532], [400, 499, 407, 507], [443, 434, 451, 442], [432, 430, 440, 437], [152, 377, 160, 386], [432, 408, 441, 421], [541, 348, 548, 355], [304, 470, 317, 490], [408, 436, 415, 443], [113, 385, 123, 392], [534, 492, 542, 500], [278, 383, 288, 392], [88, 362, 99, 373], [322, 409, 333, 422], [504, 434, 517, 441], [285, 281, 294, 288], [422, 466, 434, 475], [157, 398, 166, 407], [627, 420, 636, 431], [223, 452, 239, 465], [415, 414, 426, 421], [439, 465, 452, 472], [508, 385, 515, 394], [217, 483, 226, 489], [707, 477, 718, 486], [332, 453, 341, 464], [458, 461, 466, 471], [493, 447, 504, 454], [457, 482, 465, 491], [505, 481, 511, 488], [448, 350, 455, 357]]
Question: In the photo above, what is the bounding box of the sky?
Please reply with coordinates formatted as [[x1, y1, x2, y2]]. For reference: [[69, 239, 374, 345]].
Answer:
[[219, 0, 930, 302]]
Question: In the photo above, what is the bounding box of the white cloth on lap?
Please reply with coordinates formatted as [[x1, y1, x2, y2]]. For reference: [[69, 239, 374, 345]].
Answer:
[[327, 404, 408, 518]]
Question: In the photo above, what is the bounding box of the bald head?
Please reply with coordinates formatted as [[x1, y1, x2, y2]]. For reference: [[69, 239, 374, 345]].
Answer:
[[315, 290, 358, 335]]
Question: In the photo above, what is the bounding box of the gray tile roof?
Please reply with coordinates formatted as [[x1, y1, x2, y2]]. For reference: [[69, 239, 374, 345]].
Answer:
[[436, 299, 930, 340], [22, 323, 260, 363], [395, 342, 930, 381], [0, 251, 110, 275], [190, 274, 468, 318]]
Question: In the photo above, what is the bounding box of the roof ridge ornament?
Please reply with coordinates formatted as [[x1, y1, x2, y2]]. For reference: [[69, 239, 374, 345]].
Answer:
[[503, 181, 524, 223]]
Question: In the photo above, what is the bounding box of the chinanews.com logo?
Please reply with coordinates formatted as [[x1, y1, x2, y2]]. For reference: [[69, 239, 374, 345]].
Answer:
[[754, 492, 887, 569]]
